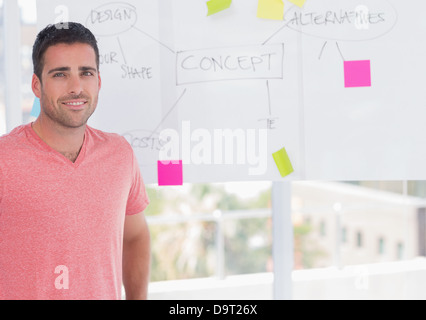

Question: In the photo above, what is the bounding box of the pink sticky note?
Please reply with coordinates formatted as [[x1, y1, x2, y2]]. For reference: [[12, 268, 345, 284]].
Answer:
[[158, 160, 183, 186], [344, 60, 371, 88]]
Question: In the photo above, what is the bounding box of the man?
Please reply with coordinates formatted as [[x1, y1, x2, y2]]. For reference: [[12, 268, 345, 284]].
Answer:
[[0, 22, 151, 300]]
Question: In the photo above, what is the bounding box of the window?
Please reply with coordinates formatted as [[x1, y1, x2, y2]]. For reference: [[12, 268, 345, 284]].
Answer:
[[146, 182, 273, 282], [0, 0, 6, 136], [0, 0, 37, 135], [19, 0, 38, 124]]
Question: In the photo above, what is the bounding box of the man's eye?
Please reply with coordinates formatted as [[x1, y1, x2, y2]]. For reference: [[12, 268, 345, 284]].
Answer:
[[53, 73, 65, 78], [82, 71, 94, 76]]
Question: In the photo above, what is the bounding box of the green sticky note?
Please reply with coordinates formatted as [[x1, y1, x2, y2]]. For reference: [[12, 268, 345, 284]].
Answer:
[[207, 0, 232, 16], [273, 148, 294, 178], [288, 0, 306, 8], [257, 0, 284, 21]]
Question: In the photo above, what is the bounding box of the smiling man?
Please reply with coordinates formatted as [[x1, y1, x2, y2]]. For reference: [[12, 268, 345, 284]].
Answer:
[[0, 23, 151, 300], [32, 42, 100, 163]]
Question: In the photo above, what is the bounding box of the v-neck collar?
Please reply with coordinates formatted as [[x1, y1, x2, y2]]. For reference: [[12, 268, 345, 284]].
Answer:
[[26, 123, 88, 168]]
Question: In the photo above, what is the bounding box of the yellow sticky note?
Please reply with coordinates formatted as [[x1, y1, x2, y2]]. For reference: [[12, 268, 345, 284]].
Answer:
[[288, 0, 306, 8], [273, 148, 294, 178], [257, 0, 284, 21], [207, 0, 232, 16]]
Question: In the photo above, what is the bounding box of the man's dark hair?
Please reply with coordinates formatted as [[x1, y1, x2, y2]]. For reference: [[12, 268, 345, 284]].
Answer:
[[32, 22, 100, 82]]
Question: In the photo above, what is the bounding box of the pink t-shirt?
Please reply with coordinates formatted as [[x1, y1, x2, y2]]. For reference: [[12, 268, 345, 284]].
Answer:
[[0, 123, 149, 300]]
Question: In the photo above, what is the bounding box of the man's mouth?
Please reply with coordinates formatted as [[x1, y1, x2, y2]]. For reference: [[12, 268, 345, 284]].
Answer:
[[65, 102, 85, 106], [62, 101, 87, 109]]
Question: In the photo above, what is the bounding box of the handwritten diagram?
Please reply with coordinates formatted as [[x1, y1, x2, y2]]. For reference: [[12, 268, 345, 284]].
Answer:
[[37, 0, 425, 183]]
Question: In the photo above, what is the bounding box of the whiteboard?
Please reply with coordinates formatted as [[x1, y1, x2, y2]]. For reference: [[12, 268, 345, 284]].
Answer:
[[36, 0, 426, 183]]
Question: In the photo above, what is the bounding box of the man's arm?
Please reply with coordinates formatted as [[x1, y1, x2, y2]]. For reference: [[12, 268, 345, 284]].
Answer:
[[122, 212, 151, 300]]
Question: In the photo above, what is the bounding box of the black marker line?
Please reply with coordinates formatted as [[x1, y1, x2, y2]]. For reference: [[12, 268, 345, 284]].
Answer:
[[262, 20, 292, 45], [149, 89, 187, 139], [176, 75, 284, 86], [335, 42, 345, 61], [132, 26, 176, 54], [318, 41, 328, 60], [117, 37, 127, 65], [262, 4, 296, 45]]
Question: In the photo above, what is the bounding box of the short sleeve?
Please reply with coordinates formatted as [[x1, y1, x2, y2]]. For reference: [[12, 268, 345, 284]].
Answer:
[[126, 150, 150, 216]]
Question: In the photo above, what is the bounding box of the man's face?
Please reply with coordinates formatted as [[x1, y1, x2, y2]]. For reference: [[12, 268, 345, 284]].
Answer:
[[32, 42, 101, 129]]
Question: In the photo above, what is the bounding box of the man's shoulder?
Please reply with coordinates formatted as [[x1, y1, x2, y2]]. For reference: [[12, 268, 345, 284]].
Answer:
[[0, 125, 28, 149], [0, 125, 32, 168], [86, 126, 133, 152]]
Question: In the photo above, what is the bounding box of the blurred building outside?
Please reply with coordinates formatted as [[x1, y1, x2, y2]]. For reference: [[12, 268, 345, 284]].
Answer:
[[146, 181, 426, 299]]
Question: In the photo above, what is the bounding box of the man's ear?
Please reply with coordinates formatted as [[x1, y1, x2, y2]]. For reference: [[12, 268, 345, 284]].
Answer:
[[32, 74, 42, 98]]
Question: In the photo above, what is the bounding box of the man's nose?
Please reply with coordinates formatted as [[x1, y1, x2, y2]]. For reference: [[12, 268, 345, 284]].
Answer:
[[68, 74, 83, 95]]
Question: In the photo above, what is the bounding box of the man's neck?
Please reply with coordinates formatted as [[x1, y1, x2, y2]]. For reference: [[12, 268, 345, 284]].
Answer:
[[32, 117, 86, 163]]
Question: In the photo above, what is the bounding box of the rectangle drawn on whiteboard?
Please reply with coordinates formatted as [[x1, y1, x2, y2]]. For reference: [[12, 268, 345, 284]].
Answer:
[[176, 43, 284, 85]]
